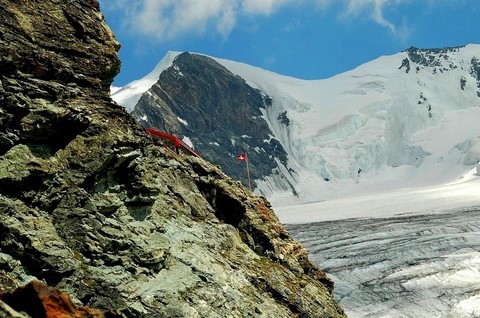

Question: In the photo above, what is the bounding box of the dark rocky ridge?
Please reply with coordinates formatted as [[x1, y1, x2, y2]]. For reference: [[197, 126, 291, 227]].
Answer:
[[0, 1, 345, 317], [404, 46, 480, 90], [131, 53, 289, 188], [405, 46, 464, 68]]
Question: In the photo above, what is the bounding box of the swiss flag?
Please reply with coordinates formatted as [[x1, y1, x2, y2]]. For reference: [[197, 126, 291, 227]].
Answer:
[[237, 153, 246, 161]]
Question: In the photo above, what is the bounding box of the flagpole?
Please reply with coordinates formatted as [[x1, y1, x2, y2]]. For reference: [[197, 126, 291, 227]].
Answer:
[[245, 150, 252, 190]]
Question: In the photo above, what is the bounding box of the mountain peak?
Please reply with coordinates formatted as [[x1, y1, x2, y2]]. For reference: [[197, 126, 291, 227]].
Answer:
[[404, 45, 465, 68], [118, 45, 480, 206], [131, 52, 290, 189]]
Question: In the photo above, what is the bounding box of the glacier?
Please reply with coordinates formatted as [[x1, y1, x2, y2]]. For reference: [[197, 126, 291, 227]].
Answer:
[[276, 167, 480, 316], [287, 205, 480, 318]]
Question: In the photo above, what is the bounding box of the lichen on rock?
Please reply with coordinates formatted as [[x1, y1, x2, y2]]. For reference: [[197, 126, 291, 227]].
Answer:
[[0, 0, 346, 317]]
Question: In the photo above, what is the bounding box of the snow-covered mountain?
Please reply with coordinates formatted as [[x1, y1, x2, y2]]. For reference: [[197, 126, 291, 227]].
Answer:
[[112, 45, 480, 207]]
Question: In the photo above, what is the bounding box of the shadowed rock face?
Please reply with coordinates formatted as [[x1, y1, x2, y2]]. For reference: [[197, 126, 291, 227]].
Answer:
[[0, 1, 345, 317]]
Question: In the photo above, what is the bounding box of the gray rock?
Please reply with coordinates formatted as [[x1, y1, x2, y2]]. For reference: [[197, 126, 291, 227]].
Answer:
[[0, 1, 345, 317]]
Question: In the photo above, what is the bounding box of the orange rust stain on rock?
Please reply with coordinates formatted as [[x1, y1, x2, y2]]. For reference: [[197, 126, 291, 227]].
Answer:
[[0, 280, 124, 318]]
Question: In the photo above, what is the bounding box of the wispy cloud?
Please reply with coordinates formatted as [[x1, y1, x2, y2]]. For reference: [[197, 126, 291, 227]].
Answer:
[[341, 0, 410, 36], [100, 0, 414, 42]]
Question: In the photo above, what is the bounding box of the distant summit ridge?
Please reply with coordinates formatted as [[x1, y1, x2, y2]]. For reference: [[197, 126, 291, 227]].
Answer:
[[403, 45, 480, 86], [113, 44, 480, 206], [404, 44, 466, 57]]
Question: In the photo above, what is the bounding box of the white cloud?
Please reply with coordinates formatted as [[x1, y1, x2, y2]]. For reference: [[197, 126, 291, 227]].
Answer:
[[216, 4, 237, 39], [100, 0, 414, 42], [241, 0, 298, 15], [125, 0, 238, 40]]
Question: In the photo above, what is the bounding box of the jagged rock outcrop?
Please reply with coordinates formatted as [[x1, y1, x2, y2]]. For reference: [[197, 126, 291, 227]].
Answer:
[[131, 53, 289, 188], [0, 1, 345, 317]]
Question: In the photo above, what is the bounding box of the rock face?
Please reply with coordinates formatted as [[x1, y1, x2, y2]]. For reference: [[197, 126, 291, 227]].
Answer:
[[131, 53, 289, 189], [0, 1, 345, 317]]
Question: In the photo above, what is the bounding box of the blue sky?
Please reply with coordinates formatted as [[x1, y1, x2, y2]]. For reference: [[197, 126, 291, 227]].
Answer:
[[98, 0, 480, 87]]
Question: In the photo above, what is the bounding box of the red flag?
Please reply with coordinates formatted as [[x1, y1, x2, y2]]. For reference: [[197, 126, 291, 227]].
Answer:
[[237, 153, 246, 161]]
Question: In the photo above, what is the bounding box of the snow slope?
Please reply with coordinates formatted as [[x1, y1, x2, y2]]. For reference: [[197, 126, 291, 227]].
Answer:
[[112, 51, 179, 112], [112, 45, 480, 208]]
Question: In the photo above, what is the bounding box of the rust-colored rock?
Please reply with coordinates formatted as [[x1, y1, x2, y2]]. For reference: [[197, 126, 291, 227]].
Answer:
[[0, 280, 124, 318]]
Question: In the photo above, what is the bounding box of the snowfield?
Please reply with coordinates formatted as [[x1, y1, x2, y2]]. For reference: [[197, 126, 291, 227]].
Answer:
[[213, 44, 480, 207], [274, 166, 480, 223]]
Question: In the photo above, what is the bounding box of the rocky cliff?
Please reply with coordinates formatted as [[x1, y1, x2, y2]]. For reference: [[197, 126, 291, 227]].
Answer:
[[0, 1, 345, 317]]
